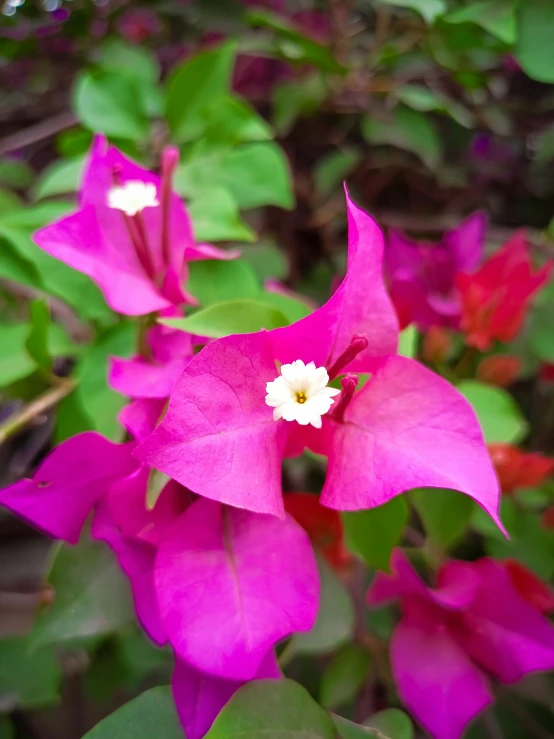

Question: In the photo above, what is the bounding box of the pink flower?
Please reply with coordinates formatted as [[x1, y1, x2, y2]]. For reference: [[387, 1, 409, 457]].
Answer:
[[367, 549, 554, 739], [0, 434, 319, 683], [385, 212, 486, 330], [110, 318, 195, 441], [34, 136, 236, 316], [136, 191, 502, 529]]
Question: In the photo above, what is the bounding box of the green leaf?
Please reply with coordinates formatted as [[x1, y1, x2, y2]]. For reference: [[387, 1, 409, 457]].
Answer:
[[82, 687, 183, 739], [0, 635, 62, 709], [0, 717, 13, 739], [74, 323, 137, 440], [187, 259, 260, 306], [529, 286, 554, 361], [289, 555, 355, 655], [476, 499, 554, 579], [342, 497, 408, 572], [26, 299, 52, 373], [31, 538, 135, 649], [272, 74, 327, 136], [412, 488, 474, 550], [32, 156, 84, 200], [444, 1, 516, 44], [161, 299, 288, 338], [189, 187, 255, 242], [395, 85, 473, 128], [377, 0, 447, 24], [259, 290, 313, 323], [204, 95, 273, 144], [205, 679, 336, 739], [240, 242, 287, 282], [74, 71, 150, 140], [314, 149, 361, 198], [0, 213, 112, 323], [0, 236, 41, 287], [458, 380, 528, 444], [146, 468, 171, 510], [0, 158, 33, 189], [333, 715, 387, 738], [0, 324, 36, 386], [96, 39, 159, 84], [516, 0, 554, 83], [166, 42, 236, 142], [365, 709, 414, 739], [362, 107, 442, 169], [218, 142, 294, 210], [320, 644, 370, 710], [398, 325, 418, 359], [246, 11, 345, 74]]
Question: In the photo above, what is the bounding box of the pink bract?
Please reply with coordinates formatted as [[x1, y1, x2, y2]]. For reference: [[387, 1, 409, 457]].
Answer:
[[367, 549, 554, 739], [385, 212, 486, 330], [0, 432, 136, 543], [154, 497, 319, 679], [33, 136, 235, 316], [136, 191, 502, 529]]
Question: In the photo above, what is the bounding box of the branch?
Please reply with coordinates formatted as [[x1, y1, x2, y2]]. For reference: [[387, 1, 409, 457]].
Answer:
[[0, 379, 77, 445], [0, 111, 78, 156]]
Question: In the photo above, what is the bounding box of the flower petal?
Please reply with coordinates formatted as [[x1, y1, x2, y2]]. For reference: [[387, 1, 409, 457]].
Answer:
[[392, 601, 492, 739], [0, 433, 137, 544], [320, 355, 503, 530], [154, 499, 319, 679], [270, 188, 398, 371], [136, 332, 287, 516]]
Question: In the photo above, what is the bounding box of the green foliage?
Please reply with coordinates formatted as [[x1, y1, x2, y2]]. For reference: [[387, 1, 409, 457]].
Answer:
[[74, 71, 150, 141], [73, 322, 137, 440], [516, 0, 554, 83], [26, 299, 52, 373], [166, 43, 237, 142], [31, 538, 135, 649], [289, 555, 355, 655], [362, 108, 442, 170], [342, 497, 408, 572], [320, 644, 371, 710], [365, 709, 414, 739], [161, 299, 289, 338], [82, 687, 182, 739], [205, 679, 337, 739], [32, 156, 84, 201], [187, 259, 260, 305], [377, 0, 447, 24], [0, 635, 62, 709], [412, 487, 474, 550], [458, 380, 528, 444]]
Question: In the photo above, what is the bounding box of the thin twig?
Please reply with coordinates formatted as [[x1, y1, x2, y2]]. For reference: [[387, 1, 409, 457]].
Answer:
[[0, 378, 76, 445], [0, 111, 78, 156]]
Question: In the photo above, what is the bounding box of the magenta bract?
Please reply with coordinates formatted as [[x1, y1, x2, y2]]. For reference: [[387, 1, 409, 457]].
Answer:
[[136, 192, 502, 529], [33, 136, 235, 316], [367, 549, 554, 739]]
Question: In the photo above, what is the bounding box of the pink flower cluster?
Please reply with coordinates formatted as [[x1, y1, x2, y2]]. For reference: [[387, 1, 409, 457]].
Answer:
[[3, 137, 552, 739]]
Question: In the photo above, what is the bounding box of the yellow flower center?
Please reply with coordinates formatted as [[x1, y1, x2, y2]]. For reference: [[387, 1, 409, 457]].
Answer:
[[295, 391, 307, 404]]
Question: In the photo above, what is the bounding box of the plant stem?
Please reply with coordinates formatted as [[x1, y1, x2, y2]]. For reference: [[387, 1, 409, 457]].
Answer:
[[0, 378, 76, 445]]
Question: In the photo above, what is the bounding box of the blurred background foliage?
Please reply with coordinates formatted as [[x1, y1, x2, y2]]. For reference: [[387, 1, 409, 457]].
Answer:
[[1, 1, 554, 738]]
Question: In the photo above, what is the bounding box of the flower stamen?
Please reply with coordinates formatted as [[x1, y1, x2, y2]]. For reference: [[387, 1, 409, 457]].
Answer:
[[265, 359, 340, 428]]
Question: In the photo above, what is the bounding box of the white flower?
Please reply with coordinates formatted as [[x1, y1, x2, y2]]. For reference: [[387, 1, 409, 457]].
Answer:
[[265, 359, 340, 429], [107, 181, 159, 216]]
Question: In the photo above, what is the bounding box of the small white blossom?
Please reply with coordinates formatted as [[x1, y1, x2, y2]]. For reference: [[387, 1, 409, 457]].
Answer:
[[107, 181, 159, 216], [265, 359, 340, 429]]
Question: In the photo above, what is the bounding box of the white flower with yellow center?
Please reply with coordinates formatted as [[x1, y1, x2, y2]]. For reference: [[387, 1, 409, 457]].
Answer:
[[107, 181, 159, 216], [265, 359, 340, 428]]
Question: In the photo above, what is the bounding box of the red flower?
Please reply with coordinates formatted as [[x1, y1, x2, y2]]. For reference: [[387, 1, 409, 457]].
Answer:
[[456, 232, 552, 350], [488, 443, 554, 495], [504, 559, 554, 614], [476, 355, 520, 387], [284, 492, 351, 570]]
